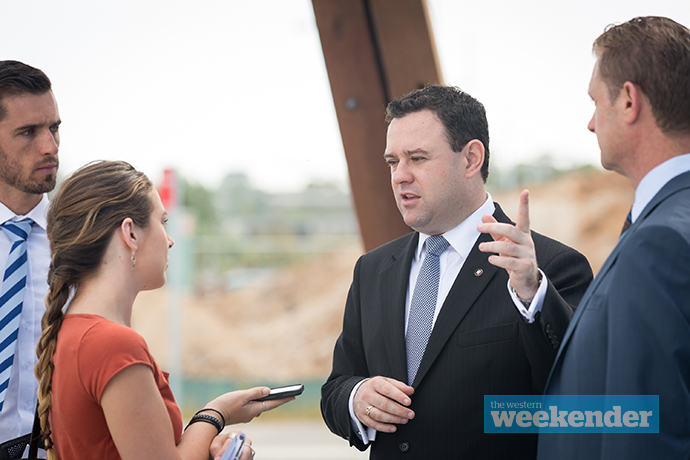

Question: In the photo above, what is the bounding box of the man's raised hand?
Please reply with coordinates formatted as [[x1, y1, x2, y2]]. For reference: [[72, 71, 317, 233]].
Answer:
[[477, 190, 540, 301]]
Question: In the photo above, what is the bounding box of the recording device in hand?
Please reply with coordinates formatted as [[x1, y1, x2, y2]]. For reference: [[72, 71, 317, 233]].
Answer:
[[219, 432, 245, 460], [253, 384, 304, 401]]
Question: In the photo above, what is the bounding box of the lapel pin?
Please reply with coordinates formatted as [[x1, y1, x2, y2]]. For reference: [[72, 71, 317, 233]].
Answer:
[[474, 268, 483, 277]]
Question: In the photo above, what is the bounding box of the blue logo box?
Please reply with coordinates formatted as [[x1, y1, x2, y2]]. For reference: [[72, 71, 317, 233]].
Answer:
[[484, 395, 659, 433]]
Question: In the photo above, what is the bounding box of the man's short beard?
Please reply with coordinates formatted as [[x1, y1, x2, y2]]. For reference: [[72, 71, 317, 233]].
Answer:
[[0, 146, 58, 194], [15, 174, 57, 194]]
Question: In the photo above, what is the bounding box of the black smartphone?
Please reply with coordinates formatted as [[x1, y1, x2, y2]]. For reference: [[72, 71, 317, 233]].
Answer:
[[254, 384, 304, 401]]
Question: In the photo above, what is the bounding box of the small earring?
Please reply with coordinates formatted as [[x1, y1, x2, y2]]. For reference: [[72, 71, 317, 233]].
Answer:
[[130, 251, 136, 271]]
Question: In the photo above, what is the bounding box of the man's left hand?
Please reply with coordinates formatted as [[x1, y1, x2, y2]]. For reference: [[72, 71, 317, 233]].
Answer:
[[477, 189, 540, 301]]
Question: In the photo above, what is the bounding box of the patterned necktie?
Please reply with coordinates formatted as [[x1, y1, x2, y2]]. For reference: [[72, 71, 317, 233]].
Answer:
[[620, 211, 632, 236], [0, 219, 34, 414], [406, 235, 450, 385]]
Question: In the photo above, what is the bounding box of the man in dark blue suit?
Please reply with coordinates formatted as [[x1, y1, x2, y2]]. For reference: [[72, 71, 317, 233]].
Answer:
[[538, 16, 690, 459]]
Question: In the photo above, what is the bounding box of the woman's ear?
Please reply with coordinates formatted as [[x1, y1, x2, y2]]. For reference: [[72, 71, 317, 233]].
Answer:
[[465, 139, 485, 179], [118, 218, 139, 252]]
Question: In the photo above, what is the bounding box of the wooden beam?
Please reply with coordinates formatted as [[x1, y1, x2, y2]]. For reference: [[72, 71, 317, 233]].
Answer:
[[312, 0, 442, 252], [368, 0, 443, 99]]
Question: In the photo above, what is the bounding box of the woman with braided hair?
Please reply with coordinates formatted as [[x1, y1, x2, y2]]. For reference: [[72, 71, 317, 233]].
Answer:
[[34, 161, 292, 460]]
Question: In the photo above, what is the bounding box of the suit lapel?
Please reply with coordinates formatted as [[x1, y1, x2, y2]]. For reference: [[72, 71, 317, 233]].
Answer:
[[547, 170, 690, 387], [547, 209, 633, 385], [552, 240, 623, 362], [379, 233, 418, 383], [560, 170, 690, 352], [412, 204, 506, 387]]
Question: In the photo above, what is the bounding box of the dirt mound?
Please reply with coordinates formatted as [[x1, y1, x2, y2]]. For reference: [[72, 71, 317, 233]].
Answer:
[[133, 247, 361, 381], [132, 169, 634, 380], [493, 169, 633, 273]]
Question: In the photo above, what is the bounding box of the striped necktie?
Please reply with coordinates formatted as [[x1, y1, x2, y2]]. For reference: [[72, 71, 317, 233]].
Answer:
[[406, 235, 450, 385], [0, 219, 34, 414]]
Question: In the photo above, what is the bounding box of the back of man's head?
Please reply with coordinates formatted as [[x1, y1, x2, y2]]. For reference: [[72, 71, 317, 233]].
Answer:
[[0, 60, 52, 122], [593, 16, 690, 135], [385, 85, 491, 182]]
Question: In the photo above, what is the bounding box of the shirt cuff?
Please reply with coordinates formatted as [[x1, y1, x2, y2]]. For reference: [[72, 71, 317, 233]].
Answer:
[[349, 379, 377, 443], [507, 269, 548, 323]]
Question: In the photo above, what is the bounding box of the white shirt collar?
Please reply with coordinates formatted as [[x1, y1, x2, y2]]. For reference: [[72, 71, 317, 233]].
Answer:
[[0, 195, 49, 231], [632, 153, 690, 222], [416, 192, 495, 261]]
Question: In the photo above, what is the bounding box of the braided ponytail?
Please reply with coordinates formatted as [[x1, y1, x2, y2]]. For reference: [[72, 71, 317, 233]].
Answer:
[[35, 268, 71, 459], [33, 161, 153, 459]]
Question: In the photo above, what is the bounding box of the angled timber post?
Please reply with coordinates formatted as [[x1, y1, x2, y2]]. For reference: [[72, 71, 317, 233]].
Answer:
[[312, 0, 443, 252]]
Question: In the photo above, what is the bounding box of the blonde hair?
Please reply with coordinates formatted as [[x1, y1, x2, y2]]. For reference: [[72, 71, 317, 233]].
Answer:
[[34, 161, 153, 458]]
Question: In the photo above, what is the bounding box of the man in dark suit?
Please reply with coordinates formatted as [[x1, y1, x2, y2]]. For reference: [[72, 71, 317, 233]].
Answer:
[[538, 16, 690, 460], [321, 85, 593, 459]]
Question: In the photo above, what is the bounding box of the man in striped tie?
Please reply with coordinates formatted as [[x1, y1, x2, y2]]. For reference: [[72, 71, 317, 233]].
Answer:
[[0, 61, 60, 459]]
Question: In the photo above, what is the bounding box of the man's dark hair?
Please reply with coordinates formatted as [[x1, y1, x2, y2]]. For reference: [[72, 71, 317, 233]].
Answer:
[[594, 16, 690, 135], [0, 60, 52, 122], [386, 85, 490, 182]]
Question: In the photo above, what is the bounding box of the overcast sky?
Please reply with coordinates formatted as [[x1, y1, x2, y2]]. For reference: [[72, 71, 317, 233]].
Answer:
[[1, 1, 689, 192]]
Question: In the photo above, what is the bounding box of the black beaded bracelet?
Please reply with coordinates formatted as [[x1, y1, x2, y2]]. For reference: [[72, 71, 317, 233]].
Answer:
[[198, 408, 226, 427], [185, 413, 223, 435]]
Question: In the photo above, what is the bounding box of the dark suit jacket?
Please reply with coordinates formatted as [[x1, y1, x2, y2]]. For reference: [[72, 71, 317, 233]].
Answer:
[[538, 171, 690, 460], [321, 203, 593, 459]]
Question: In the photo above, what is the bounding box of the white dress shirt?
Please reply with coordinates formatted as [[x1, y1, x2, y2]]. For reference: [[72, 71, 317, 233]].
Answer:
[[349, 193, 548, 443], [631, 153, 690, 224], [0, 196, 50, 446]]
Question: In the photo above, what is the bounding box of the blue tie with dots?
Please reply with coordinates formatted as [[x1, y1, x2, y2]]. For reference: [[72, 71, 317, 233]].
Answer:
[[0, 219, 34, 414], [406, 235, 449, 385]]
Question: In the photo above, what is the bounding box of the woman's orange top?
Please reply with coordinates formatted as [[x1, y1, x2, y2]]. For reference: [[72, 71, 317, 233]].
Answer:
[[51, 314, 182, 459]]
